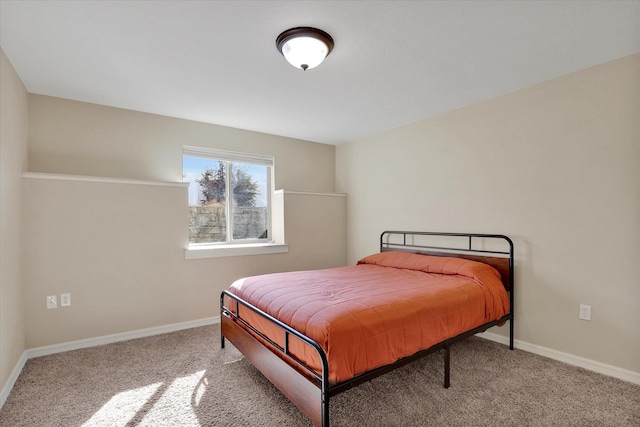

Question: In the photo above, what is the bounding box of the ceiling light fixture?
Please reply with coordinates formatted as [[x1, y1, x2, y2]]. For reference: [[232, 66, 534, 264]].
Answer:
[[276, 27, 334, 71]]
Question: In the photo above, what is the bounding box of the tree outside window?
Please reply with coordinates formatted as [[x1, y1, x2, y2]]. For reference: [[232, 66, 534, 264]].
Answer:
[[183, 148, 272, 244]]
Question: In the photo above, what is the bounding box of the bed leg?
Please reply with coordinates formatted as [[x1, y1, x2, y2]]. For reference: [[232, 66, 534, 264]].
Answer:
[[443, 344, 450, 388], [220, 293, 226, 349], [322, 393, 330, 427], [509, 319, 514, 350]]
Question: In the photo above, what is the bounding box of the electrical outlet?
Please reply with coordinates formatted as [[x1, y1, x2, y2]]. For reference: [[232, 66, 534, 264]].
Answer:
[[579, 304, 591, 321], [47, 295, 57, 309], [61, 293, 71, 307]]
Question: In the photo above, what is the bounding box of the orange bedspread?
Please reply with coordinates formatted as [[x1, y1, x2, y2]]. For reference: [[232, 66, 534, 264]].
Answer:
[[227, 251, 510, 384]]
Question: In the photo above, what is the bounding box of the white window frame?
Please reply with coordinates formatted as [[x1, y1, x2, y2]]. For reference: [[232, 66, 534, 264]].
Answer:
[[183, 146, 287, 259]]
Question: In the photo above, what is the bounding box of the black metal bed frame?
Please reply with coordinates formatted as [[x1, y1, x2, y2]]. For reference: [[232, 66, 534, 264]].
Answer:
[[220, 231, 514, 427]]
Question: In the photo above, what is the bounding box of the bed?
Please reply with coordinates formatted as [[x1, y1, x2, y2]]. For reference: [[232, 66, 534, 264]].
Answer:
[[220, 231, 514, 426]]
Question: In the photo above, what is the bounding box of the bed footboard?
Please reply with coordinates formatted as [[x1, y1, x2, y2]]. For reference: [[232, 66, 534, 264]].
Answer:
[[221, 291, 330, 426]]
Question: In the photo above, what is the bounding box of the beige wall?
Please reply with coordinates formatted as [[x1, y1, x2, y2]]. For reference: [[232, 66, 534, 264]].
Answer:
[[28, 94, 335, 192], [0, 49, 28, 388], [336, 53, 640, 374], [22, 98, 345, 348], [278, 191, 347, 270]]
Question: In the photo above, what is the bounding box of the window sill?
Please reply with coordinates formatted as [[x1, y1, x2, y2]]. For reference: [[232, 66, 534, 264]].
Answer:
[[184, 242, 288, 259]]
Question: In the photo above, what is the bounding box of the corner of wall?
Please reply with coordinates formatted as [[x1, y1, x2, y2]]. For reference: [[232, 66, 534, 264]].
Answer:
[[0, 47, 29, 404]]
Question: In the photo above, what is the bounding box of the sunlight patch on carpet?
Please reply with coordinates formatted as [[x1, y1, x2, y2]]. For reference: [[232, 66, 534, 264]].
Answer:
[[138, 370, 206, 426], [82, 382, 163, 426]]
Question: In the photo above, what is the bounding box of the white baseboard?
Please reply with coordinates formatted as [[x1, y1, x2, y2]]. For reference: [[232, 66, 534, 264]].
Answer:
[[0, 316, 220, 410], [26, 316, 220, 359], [478, 331, 640, 385], [0, 351, 28, 410]]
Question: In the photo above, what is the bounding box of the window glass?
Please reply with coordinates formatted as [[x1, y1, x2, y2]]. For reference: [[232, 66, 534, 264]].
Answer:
[[230, 162, 268, 240], [183, 149, 271, 245]]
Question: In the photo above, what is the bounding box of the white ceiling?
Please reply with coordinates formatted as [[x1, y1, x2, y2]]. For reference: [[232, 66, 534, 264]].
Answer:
[[1, 1, 638, 145]]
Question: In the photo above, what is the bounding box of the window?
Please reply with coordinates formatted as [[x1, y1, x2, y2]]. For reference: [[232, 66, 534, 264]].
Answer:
[[183, 146, 273, 246]]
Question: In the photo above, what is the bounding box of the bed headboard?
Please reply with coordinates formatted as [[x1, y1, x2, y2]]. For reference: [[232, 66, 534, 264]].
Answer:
[[380, 231, 514, 292]]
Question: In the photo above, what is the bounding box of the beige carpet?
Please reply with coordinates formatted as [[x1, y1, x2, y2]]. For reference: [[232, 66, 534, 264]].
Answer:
[[0, 325, 638, 426]]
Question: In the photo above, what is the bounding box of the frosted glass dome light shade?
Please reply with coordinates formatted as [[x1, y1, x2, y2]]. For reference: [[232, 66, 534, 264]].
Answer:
[[276, 27, 334, 71]]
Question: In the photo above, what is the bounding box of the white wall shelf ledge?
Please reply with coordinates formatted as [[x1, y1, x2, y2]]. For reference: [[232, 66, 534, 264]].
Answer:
[[22, 172, 188, 188], [274, 189, 347, 197]]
